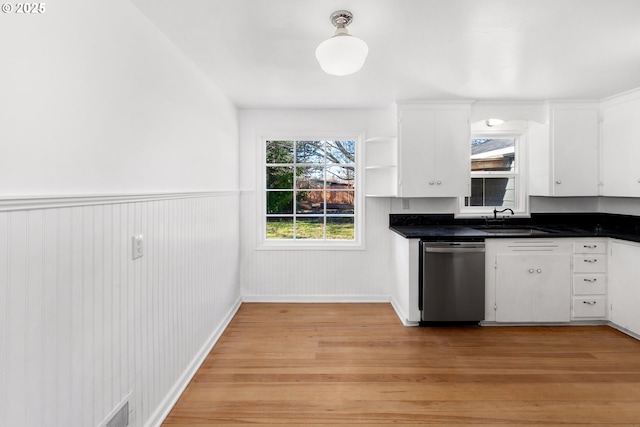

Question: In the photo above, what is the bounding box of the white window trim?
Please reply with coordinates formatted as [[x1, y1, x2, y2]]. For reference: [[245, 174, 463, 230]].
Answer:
[[457, 130, 530, 218], [256, 132, 365, 250]]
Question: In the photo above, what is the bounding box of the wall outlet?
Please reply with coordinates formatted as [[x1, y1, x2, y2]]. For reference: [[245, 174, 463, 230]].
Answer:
[[402, 199, 410, 209], [132, 235, 143, 260]]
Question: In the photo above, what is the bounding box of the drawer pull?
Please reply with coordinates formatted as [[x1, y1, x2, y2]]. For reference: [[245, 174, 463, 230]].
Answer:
[[583, 259, 598, 263], [583, 245, 597, 249], [583, 278, 598, 283], [583, 301, 597, 305]]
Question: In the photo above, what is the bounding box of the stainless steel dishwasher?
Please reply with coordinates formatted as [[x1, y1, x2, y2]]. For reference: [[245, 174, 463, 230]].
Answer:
[[420, 241, 485, 324]]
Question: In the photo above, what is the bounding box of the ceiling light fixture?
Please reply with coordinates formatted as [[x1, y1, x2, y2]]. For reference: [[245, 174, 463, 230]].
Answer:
[[315, 10, 369, 76], [485, 118, 505, 127]]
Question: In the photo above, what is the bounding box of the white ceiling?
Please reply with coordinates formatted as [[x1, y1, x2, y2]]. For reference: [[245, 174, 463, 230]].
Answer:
[[130, 0, 640, 109]]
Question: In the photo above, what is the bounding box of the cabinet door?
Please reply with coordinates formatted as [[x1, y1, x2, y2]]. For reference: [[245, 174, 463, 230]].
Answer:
[[601, 98, 640, 197], [496, 254, 534, 322], [609, 241, 640, 333], [397, 105, 470, 198], [551, 108, 599, 196], [496, 253, 570, 322], [397, 108, 436, 197], [531, 253, 571, 322], [432, 109, 470, 197]]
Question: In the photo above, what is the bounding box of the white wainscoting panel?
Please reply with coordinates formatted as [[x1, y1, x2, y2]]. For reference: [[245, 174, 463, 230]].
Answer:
[[0, 193, 241, 427], [240, 195, 392, 302]]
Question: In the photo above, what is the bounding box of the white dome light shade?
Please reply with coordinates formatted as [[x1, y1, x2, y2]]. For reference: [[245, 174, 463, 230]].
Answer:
[[485, 118, 505, 127], [315, 10, 368, 76], [316, 33, 369, 76]]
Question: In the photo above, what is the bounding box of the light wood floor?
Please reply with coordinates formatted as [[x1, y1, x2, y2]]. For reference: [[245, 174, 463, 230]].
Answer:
[[163, 303, 640, 426]]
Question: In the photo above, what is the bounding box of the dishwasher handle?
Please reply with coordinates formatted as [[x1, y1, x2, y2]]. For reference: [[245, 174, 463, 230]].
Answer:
[[424, 243, 485, 254]]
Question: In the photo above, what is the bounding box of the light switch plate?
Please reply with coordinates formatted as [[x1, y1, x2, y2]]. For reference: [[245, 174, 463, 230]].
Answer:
[[132, 234, 143, 260]]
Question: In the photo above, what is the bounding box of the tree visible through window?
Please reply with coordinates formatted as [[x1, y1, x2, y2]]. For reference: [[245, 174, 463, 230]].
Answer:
[[265, 139, 356, 240]]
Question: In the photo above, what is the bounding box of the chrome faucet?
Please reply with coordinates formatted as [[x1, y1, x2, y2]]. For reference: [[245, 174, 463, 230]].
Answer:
[[493, 208, 514, 219]]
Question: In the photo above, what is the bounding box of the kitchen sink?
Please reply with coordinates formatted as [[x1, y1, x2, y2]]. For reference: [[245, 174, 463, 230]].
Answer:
[[473, 227, 552, 235]]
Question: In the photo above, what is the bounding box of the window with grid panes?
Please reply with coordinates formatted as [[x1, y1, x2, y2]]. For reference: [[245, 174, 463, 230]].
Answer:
[[265, 139, 358, 241], [459, 133, 528, 216]]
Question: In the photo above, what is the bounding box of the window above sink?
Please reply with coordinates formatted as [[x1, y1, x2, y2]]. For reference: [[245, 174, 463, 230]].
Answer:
[[457, 121, 530, 219]]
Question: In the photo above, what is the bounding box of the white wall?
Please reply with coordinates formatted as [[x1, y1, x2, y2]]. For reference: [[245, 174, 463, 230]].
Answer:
[[531, 197, 600, 213], [0, 0, 238, 195], [388, 197, 603, 215], [239, 109, 395, 301], [0, 1, 241, 426], [599, 197, 640, 216]]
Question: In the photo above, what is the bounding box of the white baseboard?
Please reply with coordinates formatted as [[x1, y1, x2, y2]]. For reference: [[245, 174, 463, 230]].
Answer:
[[145, 296, 242, 427], [607, 321, 640, 341], [480, 321, 573, 326], [390, 297, 419, 326], [241, 295, 390, 303]]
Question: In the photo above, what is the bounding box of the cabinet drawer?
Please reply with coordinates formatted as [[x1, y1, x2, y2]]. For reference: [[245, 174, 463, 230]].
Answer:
[[573, 241, 606, 254], [573, 274, 606, 295], [573, 254, 606, 273], [572, 296, 606, 318]]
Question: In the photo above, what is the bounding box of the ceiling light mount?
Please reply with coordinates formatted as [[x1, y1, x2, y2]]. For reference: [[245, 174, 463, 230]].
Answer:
[[329, 10, 353, 30], [315, 9, 369, 76]]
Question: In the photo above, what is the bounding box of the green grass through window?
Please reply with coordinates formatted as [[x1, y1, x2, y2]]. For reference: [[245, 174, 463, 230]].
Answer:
[[267, 219, 354, 240]]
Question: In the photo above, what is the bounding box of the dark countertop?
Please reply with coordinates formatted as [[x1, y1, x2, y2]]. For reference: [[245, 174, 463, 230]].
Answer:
[[389, 213, 640, 243]]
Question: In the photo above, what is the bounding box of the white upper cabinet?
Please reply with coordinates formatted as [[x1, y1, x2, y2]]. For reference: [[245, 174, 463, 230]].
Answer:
[[397, 102, 471, 198], [601, 92, 640, 197], [529, 102, 600, 197]]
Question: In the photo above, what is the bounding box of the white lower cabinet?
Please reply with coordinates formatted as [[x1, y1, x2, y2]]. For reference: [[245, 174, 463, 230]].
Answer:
[[571, 239, 607, 320], [572, 296, 606, 318], [482, 237, 640, 336], [608, 240, 640, 335], [487, 239, 572, 323], [496, 253, 571, 322]]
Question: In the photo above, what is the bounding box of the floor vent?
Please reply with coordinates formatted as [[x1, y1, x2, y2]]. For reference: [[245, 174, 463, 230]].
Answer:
[[105, 401, 129, 427], [99, 392, 132, 427]]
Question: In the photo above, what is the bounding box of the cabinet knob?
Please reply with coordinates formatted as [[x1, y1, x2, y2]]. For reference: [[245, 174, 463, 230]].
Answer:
[[436, 181, 442, 185], [528, 269, 534, 273], [536, 269, 542, 273], [555, 180, 562, 184], [583, 301, 597, 305], [429, 181, 435, 185], [584, 259, 598, 263]]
